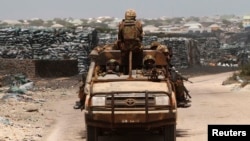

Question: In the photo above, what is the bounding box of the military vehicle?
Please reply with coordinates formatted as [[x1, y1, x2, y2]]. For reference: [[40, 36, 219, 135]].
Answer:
[[83, 45, 177, 141]]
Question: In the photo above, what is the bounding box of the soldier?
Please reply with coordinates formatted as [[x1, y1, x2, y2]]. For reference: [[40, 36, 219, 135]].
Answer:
[[118, 9, 143, 74], [150, 41, 171, 77], [93, 40, 119, 53], [106, 59, 120, 73], [74, 73, 87, 110], [99, 59, 120, 76], [143, 55, 156, 70], [150, 41, 161, 50], [150, 41, 191, 107], [150, 41, 171, 64], [170, 67, 191, 107], [153, 43, 191, 107]]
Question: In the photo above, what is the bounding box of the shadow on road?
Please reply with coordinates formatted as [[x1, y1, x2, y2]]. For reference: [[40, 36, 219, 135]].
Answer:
[[78, 129, 192, 141], [177, 128, 191, 138]]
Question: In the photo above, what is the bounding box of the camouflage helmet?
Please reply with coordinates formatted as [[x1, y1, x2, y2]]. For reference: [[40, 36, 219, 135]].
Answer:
[[125, 9, 136, 20], [150, 41, 161, 49], [143, 55, 156, 66], [106, 59, 119, 72], [107, 59, 118, 65], [157, 45, 169, 53]]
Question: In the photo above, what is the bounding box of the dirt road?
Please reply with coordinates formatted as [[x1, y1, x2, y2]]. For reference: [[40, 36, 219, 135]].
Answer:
[[42, 71, 250, 141], [177, 72, 250, 141], [44, 99, 86, 141]]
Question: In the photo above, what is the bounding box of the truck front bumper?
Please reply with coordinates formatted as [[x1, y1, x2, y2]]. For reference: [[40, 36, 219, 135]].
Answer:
[[84, 110, 177, 129]]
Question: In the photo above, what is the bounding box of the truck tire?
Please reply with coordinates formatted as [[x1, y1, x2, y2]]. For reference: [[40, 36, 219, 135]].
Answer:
[[163, 125, 176, 141], [86, 125, 99, 141]]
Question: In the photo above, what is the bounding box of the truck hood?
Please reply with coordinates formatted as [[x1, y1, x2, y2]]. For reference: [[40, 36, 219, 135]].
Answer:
[[92, 81, 170, 93]]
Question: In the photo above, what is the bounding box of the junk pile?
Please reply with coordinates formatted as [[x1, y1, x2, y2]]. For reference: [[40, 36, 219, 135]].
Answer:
[[0, 73, 35, 102], [161, 36, 248, 68], [1, 27, 249, 73], [162, 37, 200, 69], [0, 28, 98, 73], [197, 37, 244, 67]]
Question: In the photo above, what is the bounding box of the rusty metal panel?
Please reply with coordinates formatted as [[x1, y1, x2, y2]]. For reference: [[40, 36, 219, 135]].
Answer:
[[95, 50, 121, 65], [143, 50, 167, 66]]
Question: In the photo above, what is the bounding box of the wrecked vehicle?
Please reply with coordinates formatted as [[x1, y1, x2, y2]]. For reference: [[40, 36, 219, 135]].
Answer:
[[83, 46, 177, 141]]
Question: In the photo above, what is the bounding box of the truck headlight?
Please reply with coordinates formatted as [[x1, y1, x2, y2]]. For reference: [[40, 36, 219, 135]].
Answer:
[[91, 97, 106, 106], [155, 96, 169, 105]]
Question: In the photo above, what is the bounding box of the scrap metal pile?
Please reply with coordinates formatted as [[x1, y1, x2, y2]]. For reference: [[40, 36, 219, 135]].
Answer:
[[0, 28, 98, 73], [163, 38, 191, 69], [160, 34, 250, 68], [1, 27, 249, 75], [196, 36, 248, 67]]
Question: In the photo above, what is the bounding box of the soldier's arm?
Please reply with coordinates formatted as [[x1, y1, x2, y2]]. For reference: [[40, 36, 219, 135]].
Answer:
[[180, 74, 188, 81], [118, 22, 123, 41], [136, 20, 143, 41], [183, 77, 188, 81], [176, 72, 188, 81]]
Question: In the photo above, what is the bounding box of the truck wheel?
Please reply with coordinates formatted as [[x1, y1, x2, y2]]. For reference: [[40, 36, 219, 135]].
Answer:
[[163, 125, 176, 141], [86, 125, 99, 141]]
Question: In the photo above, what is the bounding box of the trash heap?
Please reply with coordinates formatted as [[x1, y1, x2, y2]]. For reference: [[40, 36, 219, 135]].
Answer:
[[163, 38, 195, 69], [0, 28, 98, 73], [0, 73, 34, 102]]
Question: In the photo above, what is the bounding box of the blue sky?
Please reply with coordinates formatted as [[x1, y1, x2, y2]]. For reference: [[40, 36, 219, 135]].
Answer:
[[0, 0, 249, 20]]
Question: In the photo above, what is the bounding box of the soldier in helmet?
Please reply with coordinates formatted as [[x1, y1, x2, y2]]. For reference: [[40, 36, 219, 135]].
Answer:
[[170, 68, 191, 107], [150, 42, 191, 107], [150, 42, 170, 63], [118, 9, 143, 48], [143, 55, 156, 70], [103, 59, 120, 76], [150, 41, 161, 50], [118, 9, 143, 74]]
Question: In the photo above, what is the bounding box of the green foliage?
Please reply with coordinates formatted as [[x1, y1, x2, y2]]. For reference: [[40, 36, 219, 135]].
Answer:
[[171, 17, 184, 24], [222, 72, 239, 85], [44, 20, 54, 27], [238, 22, 243, 29], [240, 63, 250, 76], [95, 27, 116, 34], [0, 22, 8, 27], [18, 20, 24, 23], [28, 19, 44, 26], [222, 19, 231, 25], [229, 72, 238, 81], [185, 16, 200, 22]]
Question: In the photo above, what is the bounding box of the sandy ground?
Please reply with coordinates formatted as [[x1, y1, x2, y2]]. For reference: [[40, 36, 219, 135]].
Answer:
[[0, 66, 247, 141], [0, 76, 82, 141]]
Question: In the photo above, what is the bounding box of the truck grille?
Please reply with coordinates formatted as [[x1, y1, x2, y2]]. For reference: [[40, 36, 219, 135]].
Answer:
[[106, 96, 155, 108]]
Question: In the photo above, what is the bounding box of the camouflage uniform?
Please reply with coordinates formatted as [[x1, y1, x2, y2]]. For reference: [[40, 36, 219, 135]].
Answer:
[[150, 41, 191, 107], [93, 41, 119, 53], [118, 9, 143, 74], [170, 68, 191, 107], [74, 41, 119, 110], [74, 73, 87, 110], [118, 9, 143, 51], [150, 42, 171, 77], [143, 54, 156, 69]]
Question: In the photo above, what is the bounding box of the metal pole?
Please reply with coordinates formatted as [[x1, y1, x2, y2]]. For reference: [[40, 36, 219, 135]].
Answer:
[[128, 50, 133, 79]]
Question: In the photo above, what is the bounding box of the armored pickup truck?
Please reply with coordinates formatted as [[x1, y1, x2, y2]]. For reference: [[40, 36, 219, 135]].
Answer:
[[83, 46, 177, 141]]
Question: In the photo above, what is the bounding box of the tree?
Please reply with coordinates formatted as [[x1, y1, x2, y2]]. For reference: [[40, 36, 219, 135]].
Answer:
[[171, 17, 184, 24], [18, 20, 24, 23], [28, 19, 44, 26], [186, 16, 200, 22], [44, 20, 54, 27], [53, 18, 74, 28], [222, 19, 231, 26], [0, 22, 8, 27]]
